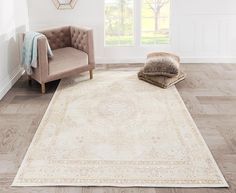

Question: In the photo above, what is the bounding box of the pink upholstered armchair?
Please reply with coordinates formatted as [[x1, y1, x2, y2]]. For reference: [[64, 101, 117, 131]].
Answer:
[[26, 26, 95, 93]]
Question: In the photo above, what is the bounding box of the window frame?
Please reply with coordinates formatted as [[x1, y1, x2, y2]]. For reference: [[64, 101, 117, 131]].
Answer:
[[104, 0, 172, 47]]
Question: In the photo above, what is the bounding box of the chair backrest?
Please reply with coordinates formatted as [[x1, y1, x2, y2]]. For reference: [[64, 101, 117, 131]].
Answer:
[[40, 26, 72, 50], [70, 26, 89, 54]]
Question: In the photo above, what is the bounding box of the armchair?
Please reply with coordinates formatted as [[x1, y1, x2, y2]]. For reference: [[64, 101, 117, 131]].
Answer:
[[25, 26, 95, 93]]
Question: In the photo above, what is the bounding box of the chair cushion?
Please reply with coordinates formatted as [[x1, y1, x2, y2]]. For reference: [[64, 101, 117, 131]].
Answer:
[[138, 68, 186, 89], [49, 47, 88, 75], [143, 52, 180, 77]]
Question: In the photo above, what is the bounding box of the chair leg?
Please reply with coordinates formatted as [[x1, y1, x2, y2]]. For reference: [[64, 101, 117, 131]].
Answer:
[[28, 75, 32, 85], [41, 83, 46, 94], [89, 70, 93, 80]]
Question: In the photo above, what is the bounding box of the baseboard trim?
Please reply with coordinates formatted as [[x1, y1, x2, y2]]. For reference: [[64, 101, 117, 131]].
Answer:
[[96, 58, 145, 64], [181, 57, 236, 63], [0, 68, 25, 100], [96, 57, 236, 64]]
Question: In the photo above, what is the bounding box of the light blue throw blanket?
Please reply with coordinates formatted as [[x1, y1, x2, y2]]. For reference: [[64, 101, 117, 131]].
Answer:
[[21, 32, 53, 75]]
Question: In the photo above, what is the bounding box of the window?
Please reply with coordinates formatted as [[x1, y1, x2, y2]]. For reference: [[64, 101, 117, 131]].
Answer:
[[141, 0, 170, 45], [105, 0, 134, 46], [104, 0, 170, 46]]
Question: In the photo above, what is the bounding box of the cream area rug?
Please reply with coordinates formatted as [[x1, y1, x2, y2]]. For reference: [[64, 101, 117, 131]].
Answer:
[[13, 71, 228, 187]]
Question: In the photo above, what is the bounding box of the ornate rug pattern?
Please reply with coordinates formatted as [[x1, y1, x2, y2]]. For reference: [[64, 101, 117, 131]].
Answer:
[[13, 71, 228, 187]]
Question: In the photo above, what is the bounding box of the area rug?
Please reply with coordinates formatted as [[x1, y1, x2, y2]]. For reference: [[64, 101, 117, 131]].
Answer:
[[12, 71, 228, 187]]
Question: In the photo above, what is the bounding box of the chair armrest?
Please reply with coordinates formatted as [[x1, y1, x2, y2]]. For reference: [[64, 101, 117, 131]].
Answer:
[[37, 36, 49, 82], [70, 26, 95, 65], [21, 33, 49, 83]]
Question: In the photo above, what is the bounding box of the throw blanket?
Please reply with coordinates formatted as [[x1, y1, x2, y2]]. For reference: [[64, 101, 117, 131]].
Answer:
[[21, 32, 53, 75]]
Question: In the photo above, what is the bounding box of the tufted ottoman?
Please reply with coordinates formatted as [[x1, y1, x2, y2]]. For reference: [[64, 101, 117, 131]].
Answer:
[[138, 52, 186, 88]]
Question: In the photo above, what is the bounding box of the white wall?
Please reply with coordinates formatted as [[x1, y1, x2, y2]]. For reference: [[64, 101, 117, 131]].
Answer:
[[0, 0, 29, 99], [27, 0, 236, 63]]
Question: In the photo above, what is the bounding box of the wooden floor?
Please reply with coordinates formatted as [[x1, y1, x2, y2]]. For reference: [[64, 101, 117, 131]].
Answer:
[[0, 64, 236, 193]]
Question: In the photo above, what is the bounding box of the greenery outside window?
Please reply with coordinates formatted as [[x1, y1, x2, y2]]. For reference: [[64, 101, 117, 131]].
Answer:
[[141, 0, 170, 45], [105, 0, 170, 46], [105, 0, 134, 46]]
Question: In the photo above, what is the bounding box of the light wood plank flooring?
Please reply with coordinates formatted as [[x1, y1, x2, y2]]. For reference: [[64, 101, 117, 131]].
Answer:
[[0, 64, 235, 193]]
